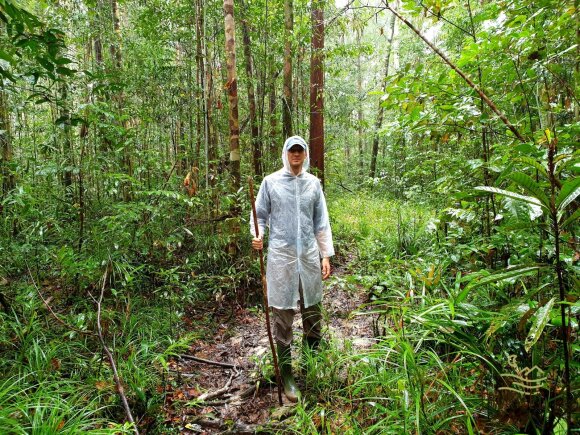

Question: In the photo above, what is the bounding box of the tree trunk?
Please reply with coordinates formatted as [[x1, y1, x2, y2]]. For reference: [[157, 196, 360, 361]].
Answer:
[[109, 0, 132, 200], [370, 7, 396, 179], [0, 89, 14, 197], [309, 0, 325, 185], [110, 0, 122, 69], [195, 0, 207, 185], [223, 0, 241, 192], [59, 81, 74, 201], [268, 69, 278, 171], [356, 28, 363, 174], [282, 0, 294, 139], [240, 0, 262, 176]]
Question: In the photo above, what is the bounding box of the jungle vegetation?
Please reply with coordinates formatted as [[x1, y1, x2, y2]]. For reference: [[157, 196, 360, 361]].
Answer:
[[0, 0, 578, 433]]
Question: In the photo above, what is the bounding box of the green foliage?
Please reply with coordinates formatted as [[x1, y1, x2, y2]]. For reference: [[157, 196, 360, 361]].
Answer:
[[328, 181, 578, 432], [0, 0, 578, 431]]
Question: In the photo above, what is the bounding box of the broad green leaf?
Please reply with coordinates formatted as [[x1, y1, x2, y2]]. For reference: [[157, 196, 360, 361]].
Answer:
[[514, 143, 537, 155], [560, 207, 580, 229], [54, 57, 73, 65], [525, 297, 555, 352], [508, 172, 550, 208], [556, 177, 580, 212], [56, 66, 75, 76], [515, 157, 548, 180], [457, 265, 541, 304], [474, 186, 543, 207], [0, 49, 14, 64]]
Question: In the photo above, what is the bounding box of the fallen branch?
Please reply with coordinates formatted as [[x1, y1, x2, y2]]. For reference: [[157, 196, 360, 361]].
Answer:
[[93, 269, 139, 435], [191, 417, 276, 434], [27, 265, 96, 337], [179, 354, 237, 369], [197, 373, 236, 402]]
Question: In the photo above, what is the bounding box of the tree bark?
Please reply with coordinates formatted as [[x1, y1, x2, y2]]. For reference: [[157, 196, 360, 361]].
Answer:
[[223, 0, 240, 192], [0, 89, 14, 197], [369, 9, 396, 179], [282, 0, 294, 139], [110, 0, 122, 69], [59, 81, 74, 201], [268, 68, 278, 170], [356, 28, 363, 173], [240, 1, 262, 176], [309, 0, 325, 185]]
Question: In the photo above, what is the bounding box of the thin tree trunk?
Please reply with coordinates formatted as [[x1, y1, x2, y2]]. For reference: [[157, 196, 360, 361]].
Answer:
[[309, 0, 325, 185], [223, 0, 240, 192], [369, 7, 396, 179], [356, 28, 363, 173], [110, 0, 122, 69], [282, 0, 294, 138], [240, 0, 262, 176], [59, 82, 74, 201], [268, 69, 278, 171], [466, 0, 494, 243], [0, 90, 14, 197], [109, 0, 132, 200], [547, 138, 573, 432], [195, 0, 208, 186], [223, 0, 241, 258]]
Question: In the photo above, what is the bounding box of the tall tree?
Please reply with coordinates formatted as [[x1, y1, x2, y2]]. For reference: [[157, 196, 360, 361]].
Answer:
[[0, 89, 13, 197], [309, 0, 325, 184], [240, 0, 262, 176], [282, 0, 293, 139], [355, 27, 363, 172], [369, 6, 396, 179], [223, 0, 240, 192]]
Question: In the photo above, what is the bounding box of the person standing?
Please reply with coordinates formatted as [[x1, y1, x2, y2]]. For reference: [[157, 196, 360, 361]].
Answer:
[[251, 135, 334, 402]]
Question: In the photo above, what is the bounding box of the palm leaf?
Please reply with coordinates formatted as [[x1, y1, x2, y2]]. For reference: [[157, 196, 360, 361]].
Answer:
[[515, 156, 548, 180], [474, 186, 543, 207], [457, 265, 541, 304], [525, 297, 556, 352], [508, 172, 550, 208], [559, 207, 580, 229], [556, 177, 580, 212]]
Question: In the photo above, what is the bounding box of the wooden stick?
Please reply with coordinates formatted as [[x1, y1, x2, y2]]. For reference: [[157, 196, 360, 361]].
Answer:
[[248, 176, 283, 406], [95, 269, 139, 434], [197, 373, 236, 402], [178, 354, 236, 369], [27, 265, 96, 337]]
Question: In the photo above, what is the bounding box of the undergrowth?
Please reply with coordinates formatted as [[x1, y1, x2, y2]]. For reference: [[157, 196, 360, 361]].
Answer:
[[283, 192, 577, 434]]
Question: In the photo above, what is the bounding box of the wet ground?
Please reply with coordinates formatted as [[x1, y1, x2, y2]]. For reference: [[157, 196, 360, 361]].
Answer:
[[162, 267, 374, 434]]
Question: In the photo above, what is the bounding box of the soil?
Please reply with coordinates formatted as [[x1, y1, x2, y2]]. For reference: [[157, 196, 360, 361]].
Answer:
[[161, 264, 374, 434]]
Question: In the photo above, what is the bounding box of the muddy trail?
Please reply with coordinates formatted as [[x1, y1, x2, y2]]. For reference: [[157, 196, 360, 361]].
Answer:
[[162, 266, 375, 434]]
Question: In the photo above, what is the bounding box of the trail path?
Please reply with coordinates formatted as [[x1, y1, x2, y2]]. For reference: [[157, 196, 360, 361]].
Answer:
[[163, 265, 374, 434]]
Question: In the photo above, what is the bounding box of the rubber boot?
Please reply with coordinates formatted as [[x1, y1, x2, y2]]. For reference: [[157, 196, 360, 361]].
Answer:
[[304, 336, 321, 351], [277, 343, 300, 402]]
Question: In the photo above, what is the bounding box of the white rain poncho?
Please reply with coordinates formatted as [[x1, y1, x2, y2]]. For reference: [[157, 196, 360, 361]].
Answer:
[[251, 136, 334, 310]]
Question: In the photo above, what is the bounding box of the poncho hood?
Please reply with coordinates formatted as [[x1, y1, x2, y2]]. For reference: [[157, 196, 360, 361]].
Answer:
[[282, 135, 310, 174]]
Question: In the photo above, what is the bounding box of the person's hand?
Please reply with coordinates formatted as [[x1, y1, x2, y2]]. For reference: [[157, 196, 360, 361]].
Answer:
[[252, 237, 263, 251], [321, 257, 331, 280]]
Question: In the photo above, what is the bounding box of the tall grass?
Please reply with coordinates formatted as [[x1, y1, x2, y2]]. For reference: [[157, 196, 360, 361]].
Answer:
[[329, 192, 434, 271], [281, 192, 553, 434], [0, 278, 197, 433]]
